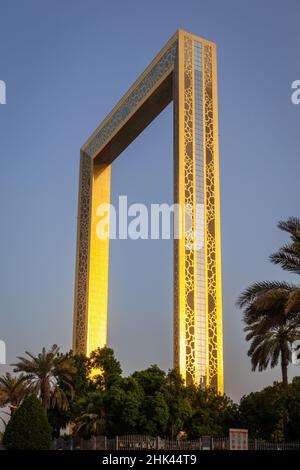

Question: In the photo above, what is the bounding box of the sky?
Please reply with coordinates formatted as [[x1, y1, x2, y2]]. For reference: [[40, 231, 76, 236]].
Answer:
[[0, 0, 299, 402]]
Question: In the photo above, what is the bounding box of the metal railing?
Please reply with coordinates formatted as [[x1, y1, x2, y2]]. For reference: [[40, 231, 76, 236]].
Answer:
[[52, 435, 300, 450]]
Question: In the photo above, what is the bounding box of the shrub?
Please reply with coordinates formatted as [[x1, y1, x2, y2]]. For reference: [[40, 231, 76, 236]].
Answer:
[[3, 395, 52, 450]]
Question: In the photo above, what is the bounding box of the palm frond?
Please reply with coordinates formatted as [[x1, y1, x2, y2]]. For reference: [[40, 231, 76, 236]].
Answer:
[[270, 251, 300, 275], [236, 281, 295, 308], [285, 288, 300, 315], [10, 345, 76, 411], [277, 217, 300, 237], [270, 217, 300, 274]]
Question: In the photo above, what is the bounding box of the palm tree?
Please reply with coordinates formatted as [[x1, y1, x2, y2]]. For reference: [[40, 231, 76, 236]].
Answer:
[[0, 372, 29, 414], [270, 217, 300, 316], [74, 392, 106, 438], [237, 217, 300, 388], [74, 411, 106, 438], [237, 218, 300, 437], [237, 281, 300, 388], [12, 345, 76, 411], [270, 217, 300, 275]]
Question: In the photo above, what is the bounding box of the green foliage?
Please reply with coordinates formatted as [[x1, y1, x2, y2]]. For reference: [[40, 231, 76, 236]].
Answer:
[[286, 376, 300, 440], [236, 378, 300, 441], [12, 344, 76, 410], [3, 395, 52, 450], [139, 391, 169, 436], [237, 280, 299, 388], [161, 369, 192, 437], [48, 353, 95, 437], [74, 391, 106, 438], [238, 383, 285, 441], [104, 378, 144, 436], [132, 365, 166, 395], [236, 217, 300, 437], [270, 217, 300, 275], [67, 353, 93, 395], [68, 358, 237, 439], [4, 345, 300, 442], [185, 386, 237, 438], [89, 347, 122, 389], [0, 373, 28, 414], [237, 218, 300, 391]]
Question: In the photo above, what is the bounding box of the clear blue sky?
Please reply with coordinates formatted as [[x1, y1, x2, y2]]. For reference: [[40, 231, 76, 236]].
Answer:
[[0, 0, 299, 401]]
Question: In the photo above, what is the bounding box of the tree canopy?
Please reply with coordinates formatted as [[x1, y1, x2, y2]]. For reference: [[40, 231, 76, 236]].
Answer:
[[3, 395, 52, 450]]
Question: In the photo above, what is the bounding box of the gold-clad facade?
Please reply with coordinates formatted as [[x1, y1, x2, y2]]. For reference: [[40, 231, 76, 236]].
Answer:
[[73, 30, 223, 392]]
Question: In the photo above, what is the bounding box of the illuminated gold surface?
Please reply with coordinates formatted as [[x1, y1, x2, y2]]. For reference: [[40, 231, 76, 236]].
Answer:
[[73, 30, 224, 392], [87, 163, 111, 356], [211, 44, 224, 393], [203, 43, 223, 393], [175, 30, 187, 381]]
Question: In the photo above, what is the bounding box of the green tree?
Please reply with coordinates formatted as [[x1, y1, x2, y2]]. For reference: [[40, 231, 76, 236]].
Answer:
[[0, 373, 28, 415], [3, 395, 52, 450], [73, 376, 145, 438], [185, 386, 236, 438], [270, 217, 300, 275], [139, 391, 169, 436], [237, 218, 300, 437], [104, 377, 144, 436], [161, 369, 192, 438], [47, 353, 95, 436], [237, 218, 300, 389], [74, 391, 106, 438], [52, 349, 140, 439], [270, 218, 300, 317], [89, 347, 122, 389], [13, 344, 76, 410], [237, 281, 300, 388], [238, 378, 300, 441], [132, 365, 166, 395], [286, 376, 300, 440], [238, 383, 285, 441], [130, 365, 169, 436]]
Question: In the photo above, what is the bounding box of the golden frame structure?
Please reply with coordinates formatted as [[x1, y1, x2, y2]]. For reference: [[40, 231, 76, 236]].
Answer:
[[73, 30, 223, 393]]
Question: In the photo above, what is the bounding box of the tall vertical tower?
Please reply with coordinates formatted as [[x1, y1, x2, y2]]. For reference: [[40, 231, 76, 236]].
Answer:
[[73, 30, 223, 393]]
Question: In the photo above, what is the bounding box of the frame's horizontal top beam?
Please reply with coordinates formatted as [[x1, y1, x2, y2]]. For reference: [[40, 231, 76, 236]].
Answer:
[[82, 32, 178, 159], [81, 30, 215, 160], [93, 73, 173, 165]]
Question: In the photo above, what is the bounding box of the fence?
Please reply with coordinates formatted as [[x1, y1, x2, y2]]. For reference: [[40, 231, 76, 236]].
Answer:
[[52, 435, 300, 450], [248, 439, 300, 450]]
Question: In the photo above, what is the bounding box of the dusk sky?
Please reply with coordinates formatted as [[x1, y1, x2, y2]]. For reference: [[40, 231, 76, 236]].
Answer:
[[0, 0, 299, 402]]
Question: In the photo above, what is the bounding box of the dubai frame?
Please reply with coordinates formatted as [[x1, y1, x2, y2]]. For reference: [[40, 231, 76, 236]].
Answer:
[[73, 30, 224, 393]]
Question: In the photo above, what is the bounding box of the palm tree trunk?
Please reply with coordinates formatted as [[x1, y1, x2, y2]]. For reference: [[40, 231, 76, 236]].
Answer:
[[41, 379, 48, 410], [281, 357, 288, 389], [280, 344, 289, 389], [280, 343, 289, 438]]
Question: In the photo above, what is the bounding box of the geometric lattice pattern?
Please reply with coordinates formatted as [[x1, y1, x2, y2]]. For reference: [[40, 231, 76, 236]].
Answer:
[[85, 43, 178, 159], [73, 152, 92, 354], [204, 44, 219, 388], [183, 37, 196, 384], [73, 30, 224, 393], [203, 43, 224, 391]]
